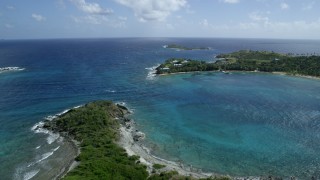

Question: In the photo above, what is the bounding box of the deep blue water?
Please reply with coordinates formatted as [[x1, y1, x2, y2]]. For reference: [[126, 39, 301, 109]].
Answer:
[[1, 38, 320, 179]]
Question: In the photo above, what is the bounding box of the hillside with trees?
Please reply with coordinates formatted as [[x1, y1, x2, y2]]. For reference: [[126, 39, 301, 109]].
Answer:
[[156, 50, 320, 77]]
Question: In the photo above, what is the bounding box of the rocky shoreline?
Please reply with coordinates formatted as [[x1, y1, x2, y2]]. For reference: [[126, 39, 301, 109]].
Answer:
[[116, 105, 296, 180], [156, 68, 320, 82], [116, 108, 227, 179], [54, 138, 80, 179], [31, 110, 81, 179]]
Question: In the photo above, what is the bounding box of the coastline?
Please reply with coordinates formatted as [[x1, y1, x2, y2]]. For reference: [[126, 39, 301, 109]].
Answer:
[[117, 117, 222, 179], [116, 116, 267, 180], [54, 138, 80, 179], [157, 70, 320, 80], [44, 113, 82, 179], [30, 107, 82, 180], [271, 71, 320, 80], [37, 101, 152, 179]]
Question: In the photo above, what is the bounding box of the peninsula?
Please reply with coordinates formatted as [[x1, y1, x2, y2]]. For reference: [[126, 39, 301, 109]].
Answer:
[[42, 100, 230, 180], [156, 50, 320, 77], [164, 44, 210, 50]]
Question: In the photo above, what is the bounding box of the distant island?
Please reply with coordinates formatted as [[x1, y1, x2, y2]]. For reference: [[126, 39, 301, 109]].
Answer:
[[40, 100, 230, 180], [156, 50, 320, 77], [0, 67, 25, 73], [164, 44, 210, 50]]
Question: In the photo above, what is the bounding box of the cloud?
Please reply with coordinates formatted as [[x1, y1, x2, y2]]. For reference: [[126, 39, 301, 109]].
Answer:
[[56, 0, 66, 9], [249, 12, 269, 23], [5, 24, 14, 28], [199, 19, 209, 27], [71, 15, 127, 27], [32, 14, 46, 22], [6, 6, 15, 10], [302, 1, 315, 10], [70, 0, 113, 15], [112, 16, 127, 28], [114, 0, 187, 22], [118, 16, 127, 21], [72, 15, 106, 24], [185, 3, 195, 14], [166, 23, 174, 30], [280, 2, 289, 10], [222, 0, 240, 4], [238, 14, 320, 38], [70, 0, 118, 27]]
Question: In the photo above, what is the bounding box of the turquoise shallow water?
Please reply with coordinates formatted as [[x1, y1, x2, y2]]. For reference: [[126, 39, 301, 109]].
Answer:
[[0, 38, 320, 179], [133, 72, 320, 178]]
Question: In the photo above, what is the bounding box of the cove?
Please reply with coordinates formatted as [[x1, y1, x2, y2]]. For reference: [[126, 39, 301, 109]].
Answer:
[[132, 72, 320, 178]]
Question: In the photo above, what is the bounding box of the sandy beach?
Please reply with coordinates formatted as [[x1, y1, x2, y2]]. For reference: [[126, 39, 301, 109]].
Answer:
[[158, 70, 320, 81], [117, 121, 217, 179], [30, 123, 80, 180], [116, 116, 271, 180], [56, 139, 80, 179], [272, 71, 320, 80]]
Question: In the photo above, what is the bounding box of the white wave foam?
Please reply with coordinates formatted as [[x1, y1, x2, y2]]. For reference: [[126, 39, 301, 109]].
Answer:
[[23, 169, 40, 180], [105, 89, 116, 93], [32, 104, 84, 143], [31, 121, 60, 144], [35, 146, 41, 150], [163, 45, 168, 48], [31, 121, 50, 135], [57, 109, 70, 116], [31, 121, 44, 131], [116, 102, 134, 113], [44, 115, 57, 121], [116, 101, 126, 106], [55, 105, 83, 117], [40, 105, 84, 123], [0, 66, 25, 73], [57, 136, 64, 143], [47, 132, 60, 144], [53, 146, 60, 152], [146, 64, 159, 80], [27, 146, 60, 168]]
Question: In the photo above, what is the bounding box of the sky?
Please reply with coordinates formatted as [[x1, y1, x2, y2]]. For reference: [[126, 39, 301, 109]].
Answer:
[[0, 0, 319, 39]]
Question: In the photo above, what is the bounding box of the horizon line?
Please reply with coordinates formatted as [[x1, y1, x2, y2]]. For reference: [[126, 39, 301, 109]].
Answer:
[[1, 36, 320, 41]]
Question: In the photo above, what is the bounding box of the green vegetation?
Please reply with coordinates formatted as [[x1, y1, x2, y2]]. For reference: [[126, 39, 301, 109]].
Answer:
[[156, 58, 219, 74], [148, 171, 180, 180], [216, 50, 287, 61], [153, 164, 166, 170], [149, 171, 231, 180], [165, 44, 210, 51], [156, 50, 320, 77], [44, 101, 149, 180]]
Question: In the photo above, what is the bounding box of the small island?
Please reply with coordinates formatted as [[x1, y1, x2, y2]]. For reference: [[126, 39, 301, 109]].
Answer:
[[156, 50, 320, 77], [164, 44, 210, 51]]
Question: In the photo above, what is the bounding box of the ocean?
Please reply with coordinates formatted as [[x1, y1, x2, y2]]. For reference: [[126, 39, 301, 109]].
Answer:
[[1, 38, 320, 179]]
